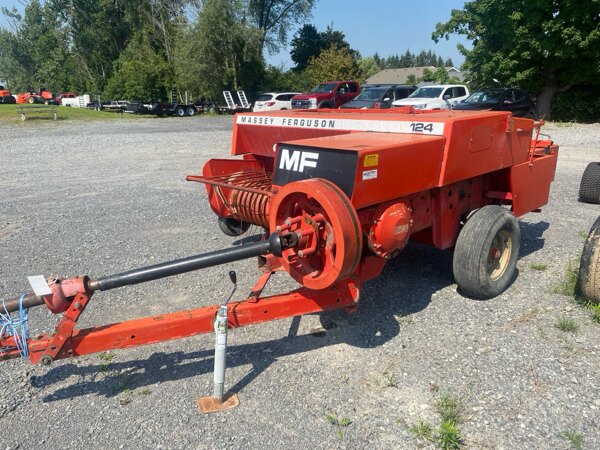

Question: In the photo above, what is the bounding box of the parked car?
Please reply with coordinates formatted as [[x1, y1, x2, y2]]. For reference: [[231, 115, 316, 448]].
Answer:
[[341, 84, 417, 109], [253, 92, 300, 112], [392, 84, 469, 110], [452, 88, 535, 117], [291, 81, 360, 109], [57, 92, 77, 106]]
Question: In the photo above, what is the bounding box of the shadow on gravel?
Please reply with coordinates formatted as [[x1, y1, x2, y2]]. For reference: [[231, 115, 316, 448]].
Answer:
[[32, 242, 455, 402], [519, 220, 550, 258]]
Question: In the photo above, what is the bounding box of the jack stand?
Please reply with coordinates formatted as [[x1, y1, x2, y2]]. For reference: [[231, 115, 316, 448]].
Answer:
[[198, 271, 240, 414]]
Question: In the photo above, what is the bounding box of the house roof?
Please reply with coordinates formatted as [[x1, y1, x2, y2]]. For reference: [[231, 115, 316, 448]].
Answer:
[[365, 67, 467, 85]]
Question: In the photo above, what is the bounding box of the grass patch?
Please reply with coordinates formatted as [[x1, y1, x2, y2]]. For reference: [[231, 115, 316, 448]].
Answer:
[[589, 303, 600, 323], [97, 352, 115, 372], [530, 262, 548, 271], [98, 352, 115, 362], [324, 412, 352, 439], [435, 393, 464, 424], [408, 393, 465, 449], [409, 420, 434, 442], [555, 317, 579, 333], [560, 430, 583, 450], [437, 420, 462, 450], [554, 257, 600, 324], [578, 230, 589, 239], [0, 103, 141, 123], [382, 368, 399, 388], [552, 260, 579, 297]]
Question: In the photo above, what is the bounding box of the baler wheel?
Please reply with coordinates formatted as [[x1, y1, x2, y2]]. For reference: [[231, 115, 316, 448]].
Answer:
[[269, 179, 362, 290], [218, 217, 251, 237], [578, 162, 600, 204], [576, 215, 600, 305], [453, 205, 520, 299]]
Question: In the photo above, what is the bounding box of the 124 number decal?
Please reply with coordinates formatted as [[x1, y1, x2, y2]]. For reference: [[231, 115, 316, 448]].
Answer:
[[409, 122, 434, 133]]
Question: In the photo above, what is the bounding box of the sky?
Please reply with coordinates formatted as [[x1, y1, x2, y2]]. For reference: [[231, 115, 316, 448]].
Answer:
[[1, 0, 470, 68], [266, 0, 470, 69]]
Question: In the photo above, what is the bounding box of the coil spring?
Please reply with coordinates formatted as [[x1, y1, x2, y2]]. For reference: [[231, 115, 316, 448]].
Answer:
[[228, 179, 271, 229]]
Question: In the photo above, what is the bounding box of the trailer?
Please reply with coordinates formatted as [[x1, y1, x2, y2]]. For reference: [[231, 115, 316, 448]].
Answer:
[[0, 107, 559, 410], [124, 101, 199, 117]]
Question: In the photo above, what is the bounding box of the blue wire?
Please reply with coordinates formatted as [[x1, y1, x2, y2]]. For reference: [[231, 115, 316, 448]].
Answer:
[[0, 294, 30, 358]]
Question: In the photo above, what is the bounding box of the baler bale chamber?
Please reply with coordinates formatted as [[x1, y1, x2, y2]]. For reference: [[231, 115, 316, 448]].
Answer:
[[189, 108, 558, 298], [0, 108, 558, 373]]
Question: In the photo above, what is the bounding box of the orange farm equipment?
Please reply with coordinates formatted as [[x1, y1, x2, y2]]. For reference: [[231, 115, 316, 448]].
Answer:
[[16, 88, 57, 105], [0, 109, 558, 385], [0, 84, 16, 104]]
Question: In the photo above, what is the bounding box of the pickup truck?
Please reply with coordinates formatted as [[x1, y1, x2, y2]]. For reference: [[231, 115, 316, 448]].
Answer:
[[291, 80, 360, 109], [392, 84, 469, 110]]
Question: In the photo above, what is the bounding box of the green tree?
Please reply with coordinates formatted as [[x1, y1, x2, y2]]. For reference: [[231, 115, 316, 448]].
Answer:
[[177, 0, 263, 99], [0, 1, 70, 92], [103, 33, 172, 100], [247, 0, 316, 55], [357, 56, 381, 81], [433, 0, 600, 119], [306, 45, 360, 86], [290, 24, 323, 71]]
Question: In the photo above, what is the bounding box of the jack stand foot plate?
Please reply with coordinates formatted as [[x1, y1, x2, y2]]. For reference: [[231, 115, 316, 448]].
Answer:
[[197, 393, 239, 414]]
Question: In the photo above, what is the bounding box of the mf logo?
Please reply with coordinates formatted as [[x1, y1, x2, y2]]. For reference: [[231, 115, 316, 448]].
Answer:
[[279, 148, 319, 172]]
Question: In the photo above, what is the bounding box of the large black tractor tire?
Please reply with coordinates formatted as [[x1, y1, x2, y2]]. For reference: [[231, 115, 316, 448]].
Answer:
[[576, 216, 600, 305], [186, 106, 196, 116], [27, 96, 36, 104], [453, 205, 520, 299], [218, 217, 251, 237], [176, 106, 186, 117], [578, 162, 600, 204]]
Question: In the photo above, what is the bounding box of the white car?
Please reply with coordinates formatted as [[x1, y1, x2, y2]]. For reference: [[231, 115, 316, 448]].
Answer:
[[253, 92, 300, 112], [392, 85, 469, 110]]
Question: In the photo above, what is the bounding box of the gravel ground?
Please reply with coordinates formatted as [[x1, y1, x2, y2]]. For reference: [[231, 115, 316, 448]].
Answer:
[[0, 116, 599, 450]]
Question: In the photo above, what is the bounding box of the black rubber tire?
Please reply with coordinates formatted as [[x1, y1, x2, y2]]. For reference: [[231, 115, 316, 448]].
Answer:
[[578, 162, 600, 204], [576, 216, 600, 305], [186, 106, 195, 116], [453, 205, 520, 299], [317, 101, 334, 109], [176, 107, 185, 117], [218, 217, 251, 237], [28, 96, 36, 104]]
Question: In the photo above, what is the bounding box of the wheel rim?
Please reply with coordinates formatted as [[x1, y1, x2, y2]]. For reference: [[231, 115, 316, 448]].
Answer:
[[269, 179, 362, 290], [487, 229, 512, 281]]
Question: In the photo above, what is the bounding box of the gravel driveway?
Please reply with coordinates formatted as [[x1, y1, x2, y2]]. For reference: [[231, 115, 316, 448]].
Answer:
[[0, 116, 599, 449]]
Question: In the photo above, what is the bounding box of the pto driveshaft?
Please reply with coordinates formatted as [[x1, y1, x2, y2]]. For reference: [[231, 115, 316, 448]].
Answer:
[[2, 232, 294, 314]]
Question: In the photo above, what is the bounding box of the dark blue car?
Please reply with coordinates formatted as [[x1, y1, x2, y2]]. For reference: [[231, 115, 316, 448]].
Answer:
[[453, 88, 535, 117]]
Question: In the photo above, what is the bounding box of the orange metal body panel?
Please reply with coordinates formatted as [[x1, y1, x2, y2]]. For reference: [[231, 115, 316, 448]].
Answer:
[[277, 132, 446, 209], [439, 113, 513, 185], [510, 144, 559, 217]]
